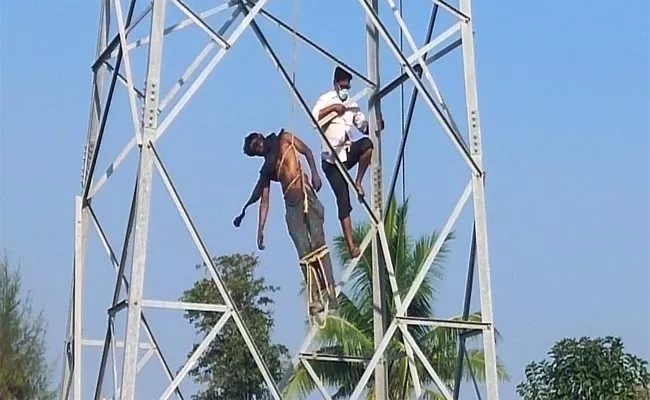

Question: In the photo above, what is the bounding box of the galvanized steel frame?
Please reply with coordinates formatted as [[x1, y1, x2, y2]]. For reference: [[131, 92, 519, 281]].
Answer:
[[60, 0, 499, 398]]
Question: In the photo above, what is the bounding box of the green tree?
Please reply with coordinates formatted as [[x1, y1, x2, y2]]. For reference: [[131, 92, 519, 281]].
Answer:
[[637, 385, 650, 400], [283, 200, 509, 399], [516, 336, 650, 400], [0, 255, 55, 400], [180, 253, 290, 400]]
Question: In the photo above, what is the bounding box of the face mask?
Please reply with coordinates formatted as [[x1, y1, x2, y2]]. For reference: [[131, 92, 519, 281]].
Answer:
[[337, 88, 349, 102]]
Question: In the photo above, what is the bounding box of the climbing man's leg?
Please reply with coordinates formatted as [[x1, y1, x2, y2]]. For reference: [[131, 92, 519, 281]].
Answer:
[[346, 137, 374, 197], [322, 160, 360, 258]]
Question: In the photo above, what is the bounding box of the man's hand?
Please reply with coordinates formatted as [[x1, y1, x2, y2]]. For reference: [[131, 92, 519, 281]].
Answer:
[[233, 212, 244, 227], [311, 174, 322, 192], [332, 103, 346, 115], [375, 112, 385, 134], [257, 230, 265, 250]]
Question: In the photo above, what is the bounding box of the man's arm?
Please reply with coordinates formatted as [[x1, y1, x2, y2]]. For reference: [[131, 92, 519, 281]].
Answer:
[[312, 96, 345, 126], [233, 174, 270, 227], [317, 104, 346, 122], [241, 176, 267, 211], [257, 182, 270, 250], [290, 134, 317, 176]]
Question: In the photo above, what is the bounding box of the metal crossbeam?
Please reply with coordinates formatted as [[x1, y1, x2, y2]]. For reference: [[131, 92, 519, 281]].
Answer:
[[149, 141, 283, 398], [348, 181, 474, 400], [87, 4, 245, 200], [243, 0, 375, 87], [299, 353, 369, 363], [235, 2, 426, 394], [64, 0, 500, 398], [277, 227, 375, 390], [65, 0, 284, 398]]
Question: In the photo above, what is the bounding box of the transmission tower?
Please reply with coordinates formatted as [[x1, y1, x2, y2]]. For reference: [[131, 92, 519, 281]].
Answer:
[[59, 0, 500, 399]]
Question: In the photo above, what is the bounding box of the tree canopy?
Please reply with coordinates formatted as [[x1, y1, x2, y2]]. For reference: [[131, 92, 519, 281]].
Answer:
[[517, 336, 650, 400], [180, 253, 289, 400], [0, 256, 55, 400]]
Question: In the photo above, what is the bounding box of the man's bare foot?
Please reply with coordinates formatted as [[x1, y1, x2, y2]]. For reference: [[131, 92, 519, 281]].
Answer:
[[349, 245, 361, 258], [355, 181, 365, 197]]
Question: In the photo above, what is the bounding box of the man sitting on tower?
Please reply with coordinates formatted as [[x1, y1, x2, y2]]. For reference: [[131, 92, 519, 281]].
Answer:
[[233, 129, 338, 317], [311, 66, 384, 259]]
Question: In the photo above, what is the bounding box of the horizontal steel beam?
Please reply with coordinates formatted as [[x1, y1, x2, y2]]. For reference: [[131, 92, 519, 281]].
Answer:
[[460, 330, 483, 340], [298, 351, 408, 364], [396, 316, 490, 330], [108, 300, 128, 315], [299, 353, 368, 363], [141, 300, 228, 312], [81, 339, 152, 349]]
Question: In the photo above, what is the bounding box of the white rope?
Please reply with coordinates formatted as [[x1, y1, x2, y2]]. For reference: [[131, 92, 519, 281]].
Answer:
[[399, 0, 406, 203], [290, 0, 298, 132]]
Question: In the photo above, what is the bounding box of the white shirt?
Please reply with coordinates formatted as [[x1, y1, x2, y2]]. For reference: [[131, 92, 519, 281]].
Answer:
[[311, 90, 368, 164]]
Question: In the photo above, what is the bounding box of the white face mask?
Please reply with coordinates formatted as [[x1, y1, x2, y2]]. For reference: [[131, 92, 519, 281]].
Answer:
[[337, 88, 349, 102]]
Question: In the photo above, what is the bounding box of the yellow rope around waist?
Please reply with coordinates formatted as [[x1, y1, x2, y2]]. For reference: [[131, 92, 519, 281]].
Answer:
[[277, 130, 329, 327], [277, 132, 310, 215]]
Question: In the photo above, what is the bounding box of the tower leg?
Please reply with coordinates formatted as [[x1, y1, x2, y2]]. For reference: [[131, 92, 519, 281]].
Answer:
[[366, 0, 389, 397], [460, 0, 500, 396], [119, 0, 167, 398], [72, 196, 85, 400]]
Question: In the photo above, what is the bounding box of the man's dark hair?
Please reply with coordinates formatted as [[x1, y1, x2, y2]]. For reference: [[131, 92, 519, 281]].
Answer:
[[243, 132, 262, 156], [333, 66, 352, 83]]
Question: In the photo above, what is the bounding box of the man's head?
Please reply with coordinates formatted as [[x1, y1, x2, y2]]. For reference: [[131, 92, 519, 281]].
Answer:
[[243, 132, 266, 157], [333, 66, 352, 102]]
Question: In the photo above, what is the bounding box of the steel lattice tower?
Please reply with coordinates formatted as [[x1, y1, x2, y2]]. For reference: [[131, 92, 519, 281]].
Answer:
[[59, 0, 500, 399]]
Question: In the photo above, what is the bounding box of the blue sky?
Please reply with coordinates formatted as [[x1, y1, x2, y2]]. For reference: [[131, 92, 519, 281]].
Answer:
[[1, 0, 649, 399]]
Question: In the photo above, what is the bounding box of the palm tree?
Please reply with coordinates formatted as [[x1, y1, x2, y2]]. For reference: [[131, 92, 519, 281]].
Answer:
[[283, 199, 508, 399]]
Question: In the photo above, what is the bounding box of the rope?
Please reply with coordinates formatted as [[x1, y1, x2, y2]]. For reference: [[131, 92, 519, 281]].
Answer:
[[300, 245, 330, 329], [277, 132, 309, 214], [306, 263, 326, 329], [286, 1, 334, 328], [277, 130, 329, 328], [299, 245, 330, 264], [399, 0, 406, 203], [290, 0, 298, 133]]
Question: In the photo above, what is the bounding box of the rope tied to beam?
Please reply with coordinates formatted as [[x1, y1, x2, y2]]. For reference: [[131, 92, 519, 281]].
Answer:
[[300, 245, 331, 329]]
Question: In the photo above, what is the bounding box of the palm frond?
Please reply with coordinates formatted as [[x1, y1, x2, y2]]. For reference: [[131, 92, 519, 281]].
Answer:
[[421, 387, 448, 400], [282, 365, 317, 400], [313, 294, 374, 355], [458, 348, 510, 382], [314, 199, 509, 399]]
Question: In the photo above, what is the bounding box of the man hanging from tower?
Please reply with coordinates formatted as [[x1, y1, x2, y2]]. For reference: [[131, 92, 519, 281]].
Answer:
[[312, 66, 384, 259], [233, 129, 338, 318]]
